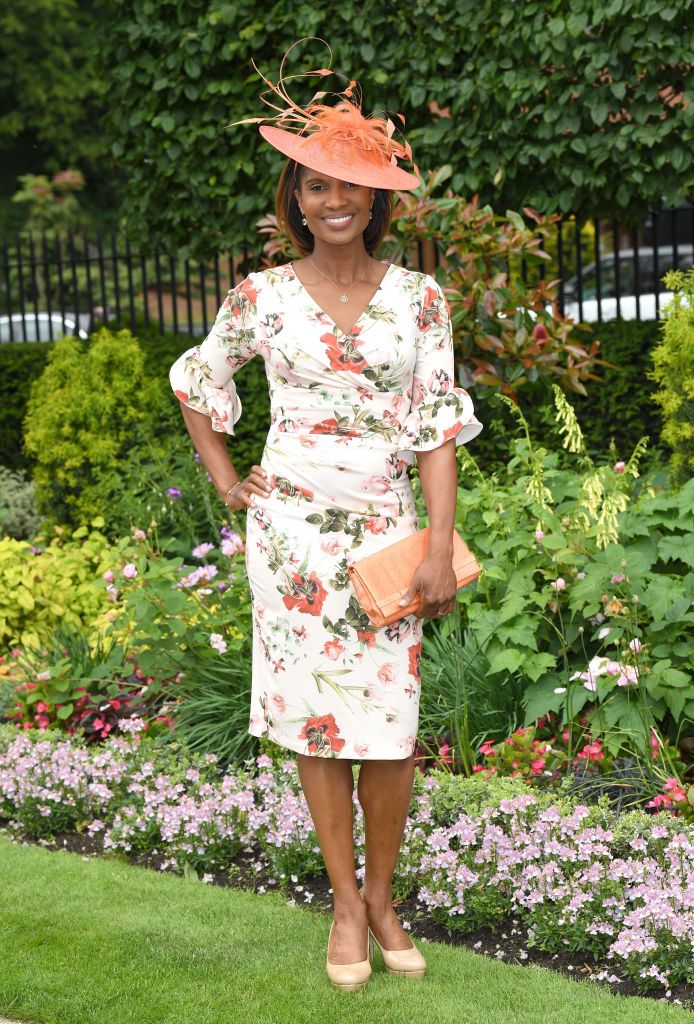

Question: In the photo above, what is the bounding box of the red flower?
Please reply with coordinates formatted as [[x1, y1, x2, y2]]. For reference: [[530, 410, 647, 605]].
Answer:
[[443, 421, 462, 442], [238, 278, 258, 304], [321, 330, 368, 373], [298, 713, 346, 755], [310, 418, 360, 437], [407, 642, 421, 681], [356, 629, 377, 647], [281, 570, 328, 616], [417, 286, 444, 331], [532, 322, 549, 345]]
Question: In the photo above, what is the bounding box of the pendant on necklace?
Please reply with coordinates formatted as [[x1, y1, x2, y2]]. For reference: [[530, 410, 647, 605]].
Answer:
[[339, 293, 349, 303]]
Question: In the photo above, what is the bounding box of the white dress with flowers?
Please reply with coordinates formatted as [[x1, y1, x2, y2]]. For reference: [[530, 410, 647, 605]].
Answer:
[[169, 262, 482, 759]]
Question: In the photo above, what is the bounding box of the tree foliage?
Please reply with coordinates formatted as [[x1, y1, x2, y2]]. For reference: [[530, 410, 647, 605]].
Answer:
[[98, 0, 694, 257], [0, 2, 108, 195]]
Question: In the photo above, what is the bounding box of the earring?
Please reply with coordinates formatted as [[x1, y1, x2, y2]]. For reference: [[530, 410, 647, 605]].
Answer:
[[369, 207, 373, 220], [301, 214, 307, 225]]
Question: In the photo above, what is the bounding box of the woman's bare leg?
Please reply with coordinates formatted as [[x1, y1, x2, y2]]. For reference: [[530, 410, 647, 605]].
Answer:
[[357, 753, 416, 949], [296, 754, 368, 964]]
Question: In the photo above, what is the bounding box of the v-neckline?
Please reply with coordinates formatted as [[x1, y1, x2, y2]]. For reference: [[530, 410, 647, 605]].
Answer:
[[288, 260, 394, 337]]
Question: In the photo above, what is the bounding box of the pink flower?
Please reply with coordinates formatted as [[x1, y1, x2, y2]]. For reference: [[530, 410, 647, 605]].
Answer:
[[354, 742, 369, 756], [132, 529, 146, 541], [614, 461, 625, 473], [362, 474, 392, 495], [209, 633, 227, 654], [103, 570, 114, 583], [616, 665, 639, 686], [611, 573, 625, 584], [534, 529, 545, 542], [323, 637, 344, 660], [629, 638, 642, 653], [320, 538, 342, 556], [122, 563, 138, 580], [221, 534, 244, 556], [550, 578, 566, 592], [377, 663, 396, 685]]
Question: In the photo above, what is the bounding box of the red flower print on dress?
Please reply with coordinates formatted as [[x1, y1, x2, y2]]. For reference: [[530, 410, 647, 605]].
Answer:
[[298, 713, 346, 755], [357, 629, 377, 647], [417, 286, 444, 332], [321, 329, 369, 374], [281, 570, 328, 616], [408, 642, 421, 681], [324, 637, 345, 660], [443, 421, 463, 442], [310, 418, 361, 437], [271, 692, 286, 713]]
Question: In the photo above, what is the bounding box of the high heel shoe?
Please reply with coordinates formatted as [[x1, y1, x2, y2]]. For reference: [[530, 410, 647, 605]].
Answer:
[[325, 920, 372, 992], [359, 886, 427, 980]]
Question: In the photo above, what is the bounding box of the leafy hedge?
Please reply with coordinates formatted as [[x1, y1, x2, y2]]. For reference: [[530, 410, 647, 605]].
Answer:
[[100, 1, 694, 257]]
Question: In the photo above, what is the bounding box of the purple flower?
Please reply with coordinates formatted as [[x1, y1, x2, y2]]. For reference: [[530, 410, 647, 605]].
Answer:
[[192, 543, 215, 559], [122, 563, 138, 580], [167, 487, 182, 500]]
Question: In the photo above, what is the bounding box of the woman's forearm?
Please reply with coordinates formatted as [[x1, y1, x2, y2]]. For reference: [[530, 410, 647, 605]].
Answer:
[[416, 439, 457, 558], [178, 401, 241, 500]]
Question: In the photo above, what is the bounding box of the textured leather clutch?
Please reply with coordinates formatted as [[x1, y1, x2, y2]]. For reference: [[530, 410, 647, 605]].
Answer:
[[347, 526, 481, 627]]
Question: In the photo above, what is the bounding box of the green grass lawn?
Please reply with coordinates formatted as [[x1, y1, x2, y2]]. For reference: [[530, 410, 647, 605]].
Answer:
[[0, 834, 687, 1024]]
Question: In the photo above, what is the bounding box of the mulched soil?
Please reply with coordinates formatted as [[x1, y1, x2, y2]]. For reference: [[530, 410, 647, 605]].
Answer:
[[3, 821, 692, 1011]]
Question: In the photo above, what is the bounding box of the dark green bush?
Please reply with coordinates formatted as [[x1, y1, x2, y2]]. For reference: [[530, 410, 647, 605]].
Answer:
[[0, 341, 52, 472]]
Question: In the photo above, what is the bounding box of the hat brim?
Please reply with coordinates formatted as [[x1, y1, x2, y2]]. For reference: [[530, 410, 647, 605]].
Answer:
[[259, 125, 420, 191]]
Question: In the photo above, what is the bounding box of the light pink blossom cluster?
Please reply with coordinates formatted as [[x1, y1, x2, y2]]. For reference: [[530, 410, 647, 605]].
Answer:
[[411, 784, 693, 992], [1, 731, 691, 993]]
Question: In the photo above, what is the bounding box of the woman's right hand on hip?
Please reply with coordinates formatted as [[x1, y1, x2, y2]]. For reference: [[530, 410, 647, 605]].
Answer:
[[224, 465, 272, 510]]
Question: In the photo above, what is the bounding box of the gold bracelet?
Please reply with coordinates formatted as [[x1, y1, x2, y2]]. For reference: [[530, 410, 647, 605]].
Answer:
[[224, 482, 239, 507]]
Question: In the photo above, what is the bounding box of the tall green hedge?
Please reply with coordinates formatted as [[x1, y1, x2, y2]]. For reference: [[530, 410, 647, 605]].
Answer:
[[100, 0, 694, 258]]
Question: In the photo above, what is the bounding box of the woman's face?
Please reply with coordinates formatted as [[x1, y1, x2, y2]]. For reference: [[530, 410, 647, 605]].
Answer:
[[293, 168, 374, 248]]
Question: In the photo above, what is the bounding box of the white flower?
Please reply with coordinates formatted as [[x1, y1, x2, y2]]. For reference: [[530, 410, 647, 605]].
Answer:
[[550, 578, 566, 592]]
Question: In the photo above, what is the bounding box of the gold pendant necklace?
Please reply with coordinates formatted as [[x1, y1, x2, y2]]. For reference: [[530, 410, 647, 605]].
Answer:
[[307, 254, 372, 303]]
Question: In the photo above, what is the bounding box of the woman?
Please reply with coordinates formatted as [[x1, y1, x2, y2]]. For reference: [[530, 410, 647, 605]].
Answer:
[[169, 42, 483, 992]]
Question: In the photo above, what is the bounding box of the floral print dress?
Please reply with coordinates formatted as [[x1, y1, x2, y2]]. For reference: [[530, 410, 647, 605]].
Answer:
[[169, 262, 483, 759]]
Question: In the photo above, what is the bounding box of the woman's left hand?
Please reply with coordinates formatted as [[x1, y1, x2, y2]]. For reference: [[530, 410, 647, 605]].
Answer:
[[398, 553, 457, 619]]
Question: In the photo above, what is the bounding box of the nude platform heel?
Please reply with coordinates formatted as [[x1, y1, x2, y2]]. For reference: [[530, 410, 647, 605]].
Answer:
[[359, 887, 427, 980], [325, 920, 372, 992]]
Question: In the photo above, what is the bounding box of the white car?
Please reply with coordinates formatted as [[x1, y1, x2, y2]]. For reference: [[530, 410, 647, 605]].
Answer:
[[0, 313, 89, 343], [562, 245, 693, 322]]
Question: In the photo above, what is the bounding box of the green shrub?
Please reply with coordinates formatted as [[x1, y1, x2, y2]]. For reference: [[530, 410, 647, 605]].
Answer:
[[415, 387, 694, 762], [649, 269, 694, 488], [0, 341, 52, 472], [23, 328, 167, 527], [0, 466, 40, 540], [0, 521, 113, 650]]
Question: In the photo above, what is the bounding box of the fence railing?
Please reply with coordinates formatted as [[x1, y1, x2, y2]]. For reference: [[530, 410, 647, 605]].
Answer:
[[1, 205, 692, 342]]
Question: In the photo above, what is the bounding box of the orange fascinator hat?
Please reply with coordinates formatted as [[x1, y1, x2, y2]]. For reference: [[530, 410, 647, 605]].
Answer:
[[228, 37, 421, 191]]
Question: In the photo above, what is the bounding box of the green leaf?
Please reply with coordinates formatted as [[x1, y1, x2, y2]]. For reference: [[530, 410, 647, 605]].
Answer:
[[488, 648, 525, 675]]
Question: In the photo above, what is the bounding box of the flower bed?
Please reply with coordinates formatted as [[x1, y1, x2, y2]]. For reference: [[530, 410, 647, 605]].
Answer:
[[0, 724, 691, 998]]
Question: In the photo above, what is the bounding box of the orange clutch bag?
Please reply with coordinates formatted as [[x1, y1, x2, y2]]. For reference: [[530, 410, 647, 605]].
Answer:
[[346, 526, 481, 627]]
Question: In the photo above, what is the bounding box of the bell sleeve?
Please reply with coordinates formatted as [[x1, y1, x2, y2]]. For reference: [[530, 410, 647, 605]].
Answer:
[[169, 273, 260, 434], [397, 274, 483, 465]]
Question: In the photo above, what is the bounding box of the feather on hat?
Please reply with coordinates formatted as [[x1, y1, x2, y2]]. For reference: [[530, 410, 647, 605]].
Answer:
[[228, 37, 421, 190]]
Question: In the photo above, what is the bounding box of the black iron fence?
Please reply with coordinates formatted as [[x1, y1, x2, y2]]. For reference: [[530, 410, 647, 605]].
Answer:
[[1, 205, 692, 342]]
